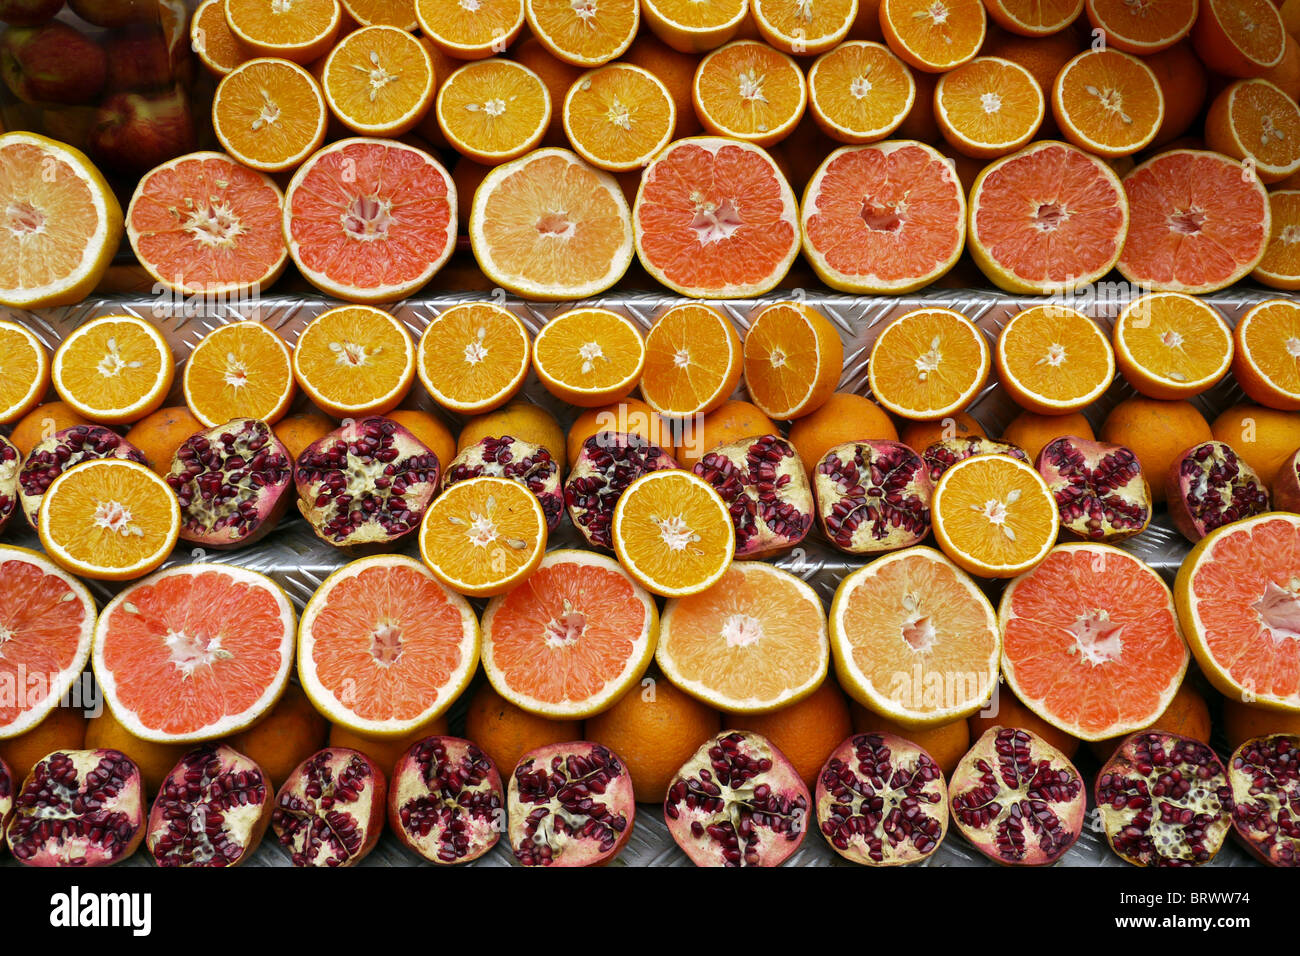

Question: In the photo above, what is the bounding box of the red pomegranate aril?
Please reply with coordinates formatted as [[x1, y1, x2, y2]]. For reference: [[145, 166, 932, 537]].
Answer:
[[816, 732, 949, 866], [692, 434, 813, 558], [18, 425, 147, 527], [1228, 734, 1299, 868], [166, 418, 295, 549], [146, 744, 273, 867], [5, 749, 145, 867], [664, 730, 810, 867], [1037, 436, 1151, 542], [922, 437, 1028, 482], [949, 727, 1085, 866], [565, 433, 678, 550], [389, 736, 504, 864], [296, 417, 441, 548], [1096, 731, 1233, 867], [0, 435, 18, 536], [271, 748, 387, 867], [813, 440, 932, 554], [444, 436, 563, 531], [508, 741, 636, 867], [1166, 441, 1270, 542]]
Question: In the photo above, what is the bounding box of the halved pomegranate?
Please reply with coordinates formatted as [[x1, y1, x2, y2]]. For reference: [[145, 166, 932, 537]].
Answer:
[[0, 756, 12, 849], [1228, 733, 1298, 868], [692, 434, 813, 558], [444, 436, 564, 531], [922, 437, 1028, 482], [389, 736, 504, 864], [565, 433, 678, 549], [0, 435, 18, 536], [1036, 436, 1151, 542], [18, 425, 147, 527], [1166, 440, 1270, 542], [271, 748, 387, 867], [5, 749, 145, 867], [508, 741, 636, 867], [664, 730, 810, 867], [813, 440, 932, 554]]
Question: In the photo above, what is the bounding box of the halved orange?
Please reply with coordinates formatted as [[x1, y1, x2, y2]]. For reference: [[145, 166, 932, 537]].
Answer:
[[52, 315, 174, 425], [182, 320, 296, 427], [1205, 79, 1300, 184], [0, 322, 49, 425], [417, 303, 530, 415], [419, 475, 547, 597], [1118, 149, 1270, 294], [969, 140, 1129, 294], [127, 151, 288, 298], [634, 136, 800, 298], [436, 59, 551, 164], [299, 555, 479, 736], [830, 546, 999, 726], [867, 307, 989, 421], [1085, 0, 1197, 54], [611, 469, 735, 598], [1233, 299, 1300, 411], [1192, 0, 1286, 78], [801, 141, 966, 293], [321, 25, 436, 137], [985, 0, 1082, 35], [343, 0, 418, 29], [283, 138, 457, 303], [213, 58, 327, 174], [1175, 513, 1300, 712], [469, 147, 633, 300], [935, 56, 1043, 158], [94, 564, 295, 742], [743, 301, 843, 421], [292, 305, 415, 419], [879, 0, 986, 72], [0, 132, 122, 310], [751, 0, 857, 54], [415, 0, 525, 59], [1003, 544, 1190, 740], [1254, 190, 1300, 291], [640, 0, 748, 53], [657, 560, 828, 713], [38, 458, 180, 582], [481, 549, 658, 718], [692, 40, 807, 146], [562, 63, 676, 172], [1112, 292, 1233, 400], [639, 302, 743, 419], [526, 0, 638, 66], [224, 0, 342, 64], [807, 41, 914, 144], [532, 306, 645, 408], [192, 0, 249, 75], [995, 305, 1114, 415], [1052, 49, 1164, 158], [931, 453, 1059, 579], [0, 546, 95, 739]]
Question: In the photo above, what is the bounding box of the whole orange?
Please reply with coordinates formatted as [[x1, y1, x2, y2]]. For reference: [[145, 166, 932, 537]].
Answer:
[[1089, 681, 1212, 762], [227, 683, 329, 790], [727, 678, 853, 790], [1001, 409, 1094, 462], [458, 400, 567, 474], [328, 717, 449, 781], [1210, 404, 1300, 488], [512, 37, 583, 144], [387, 408, 456, 474], [787, 392, 899, 480], [676, 400, 777, 468], [584, 677, 722, 802], [8, 401, 91, 456], [1101, 397, 1211, 503], [85, 707, 190, 794], [900, 411, 984, 451], [622, 33, 702, 138], [0, 706, 87, 784], [851, 702, 969, 777], [968, 686, 1080, 759], [1144, 41, 1209, 146], [123, 405, 203, 474], [464, 682, 582, 782], [272, 409, 335, 462], [567, 398, 674, 467], [1222, 696, 1300, 749]]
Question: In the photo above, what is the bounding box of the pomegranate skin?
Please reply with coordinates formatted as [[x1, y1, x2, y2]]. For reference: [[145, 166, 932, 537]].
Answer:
[[1164, 440, 1270, 543], [0, 436, 18, 536]]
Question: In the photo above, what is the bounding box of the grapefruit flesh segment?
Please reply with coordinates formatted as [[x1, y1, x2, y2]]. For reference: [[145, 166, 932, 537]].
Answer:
[[802, 142, 966, 293], [1118, 149, 1271, 294], [94, 566, 295, 741], [634, 137, 799, 298], [1000, 545, 1188, 741]]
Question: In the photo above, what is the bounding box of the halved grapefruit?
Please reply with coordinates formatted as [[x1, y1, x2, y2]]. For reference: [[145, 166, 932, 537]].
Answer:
[[1175, 513, 1300, 712], [283, 138, 457, 303], [0, 546, 96, 739], [1000, 544, 1189, 741], [92, 564, 296, 743]]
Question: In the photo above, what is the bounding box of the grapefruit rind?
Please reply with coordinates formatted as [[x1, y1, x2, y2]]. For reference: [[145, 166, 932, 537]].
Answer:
[[92, 564, 297, 743], [481, 549, 658, 719], [298, 555, 481, 737], [658, 561, 830, 714], [829, 546, 1000, 728], [0, 545, 96, 740], [1175, 513, 1300, 713]]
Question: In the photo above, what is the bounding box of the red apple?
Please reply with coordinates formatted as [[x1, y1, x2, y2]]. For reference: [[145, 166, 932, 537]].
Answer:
[[0, 22, 106, 105], [103, 24, 173, 92], [0, 0, 64, 25], [40, 104, 96, 150], [89, 84, 195, 176], [68, 0, 158, 27]]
